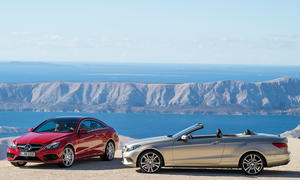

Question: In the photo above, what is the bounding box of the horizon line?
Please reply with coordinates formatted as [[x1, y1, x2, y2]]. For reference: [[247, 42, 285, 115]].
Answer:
[[1, 60, 300, 67]]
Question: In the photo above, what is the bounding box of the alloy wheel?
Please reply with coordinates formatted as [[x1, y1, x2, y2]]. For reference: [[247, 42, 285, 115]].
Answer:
[[241, 153, 264, 175], [62, 147, 75, 167], [106, 141, 115, 160], [139, 151, 162, 173], [101, 141, 115, 161]]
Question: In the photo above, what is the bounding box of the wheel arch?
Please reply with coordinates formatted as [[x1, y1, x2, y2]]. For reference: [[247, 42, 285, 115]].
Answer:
[[106, 138, 116, 147], [63, 143, 75, 156], [238, 151, 267, 167], [64, 143, 75, 150], [136, 148, 165, 167]]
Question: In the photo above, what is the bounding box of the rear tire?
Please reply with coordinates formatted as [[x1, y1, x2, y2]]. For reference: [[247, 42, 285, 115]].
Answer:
[[10, 162, 27, 167], [138, 150, 163, 173], [58, 146, 75, 168], [240, 152, 264, 175], [101, 141, 115, 161]]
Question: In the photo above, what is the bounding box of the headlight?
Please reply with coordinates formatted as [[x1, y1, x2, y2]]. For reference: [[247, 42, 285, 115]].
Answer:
[[126, 144, 141, 152], [8, 141, 16, 149], [43, 141, 61, 150]]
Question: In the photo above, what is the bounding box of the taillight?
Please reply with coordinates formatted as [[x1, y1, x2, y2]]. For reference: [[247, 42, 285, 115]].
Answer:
[[272, 143, 288, 149]]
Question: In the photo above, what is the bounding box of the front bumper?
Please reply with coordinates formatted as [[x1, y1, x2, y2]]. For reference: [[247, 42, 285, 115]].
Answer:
[[7, 147, 63, 163], [122, 149, 140, 167]]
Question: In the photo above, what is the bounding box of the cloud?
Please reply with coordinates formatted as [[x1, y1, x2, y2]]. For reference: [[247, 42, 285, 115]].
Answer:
[[262, 35, 300, 49], [66, 37, 97, 48], [121, 37, 130, 41], [10, 32, 32, 35], [43, 34, 63, 41], [34, 34, 64, 47]]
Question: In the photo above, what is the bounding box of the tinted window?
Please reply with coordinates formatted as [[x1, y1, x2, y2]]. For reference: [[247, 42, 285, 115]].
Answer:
[[79, 120, 92, 131], [34, 118, 79, 133], [79, 120, 105, 131], [90, 120, 105, 130], [35, 121, 56, 132]]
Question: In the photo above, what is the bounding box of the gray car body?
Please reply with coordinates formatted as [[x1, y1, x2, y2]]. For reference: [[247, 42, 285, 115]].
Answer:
[[122, 124, 290, 168]]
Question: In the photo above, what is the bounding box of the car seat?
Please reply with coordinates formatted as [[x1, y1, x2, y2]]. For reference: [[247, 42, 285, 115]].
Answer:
[[216, 128, 223, 138]]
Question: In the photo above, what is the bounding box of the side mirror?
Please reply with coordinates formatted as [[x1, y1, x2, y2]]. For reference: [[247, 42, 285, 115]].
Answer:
[[79, 129, 88, 134], [181, 135, 189, 141], [28, 128, 33, 132]]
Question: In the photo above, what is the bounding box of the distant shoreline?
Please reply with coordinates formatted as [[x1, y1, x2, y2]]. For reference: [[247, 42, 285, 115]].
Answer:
[[0, 77, 300, 115]]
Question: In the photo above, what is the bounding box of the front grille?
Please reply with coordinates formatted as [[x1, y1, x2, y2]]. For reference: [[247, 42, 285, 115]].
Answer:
[[15, 156, 41, 161], [7, 153, 15, 159], [17, 143, 43, 152]]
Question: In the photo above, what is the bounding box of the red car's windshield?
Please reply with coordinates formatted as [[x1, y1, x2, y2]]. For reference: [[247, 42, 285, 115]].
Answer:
[[34, 118, 79, 133]]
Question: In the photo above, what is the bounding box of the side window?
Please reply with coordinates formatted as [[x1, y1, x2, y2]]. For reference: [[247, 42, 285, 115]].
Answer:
[[79, 120, 92, 131], [90, 120, 105, 130]]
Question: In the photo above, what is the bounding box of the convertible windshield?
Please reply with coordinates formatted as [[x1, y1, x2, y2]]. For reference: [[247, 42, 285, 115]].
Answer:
[[172, 124, 202, 138], [34, 118, 80, 133]]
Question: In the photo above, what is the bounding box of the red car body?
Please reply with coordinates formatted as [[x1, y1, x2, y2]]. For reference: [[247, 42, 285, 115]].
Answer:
[[7, 117, 119, 166]]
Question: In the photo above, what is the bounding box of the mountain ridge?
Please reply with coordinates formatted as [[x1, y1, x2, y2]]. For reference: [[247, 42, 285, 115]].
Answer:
[[0, 77, 300, 114]]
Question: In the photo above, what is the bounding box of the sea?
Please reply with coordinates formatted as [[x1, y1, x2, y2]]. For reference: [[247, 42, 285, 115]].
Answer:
[[0, 62, 300, 139]]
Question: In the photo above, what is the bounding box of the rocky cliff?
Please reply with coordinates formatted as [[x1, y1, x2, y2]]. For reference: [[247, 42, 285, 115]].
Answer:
[[0, 126, 27, 134], [281, 125, 300, 138], [0, 77, 300, 114]]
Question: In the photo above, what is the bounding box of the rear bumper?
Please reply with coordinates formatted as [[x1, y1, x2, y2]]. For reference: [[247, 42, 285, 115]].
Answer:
[[266, 151, 290, 167], [7, 147, 63, 164]]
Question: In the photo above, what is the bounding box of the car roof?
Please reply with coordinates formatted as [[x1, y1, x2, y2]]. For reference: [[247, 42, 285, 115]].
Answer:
[[47, 116, 95, 121]]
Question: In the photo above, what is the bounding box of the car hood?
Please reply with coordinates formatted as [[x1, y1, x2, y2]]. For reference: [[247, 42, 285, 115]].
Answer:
[[15, 132, 72, 144], [125, 136, 172, 146]]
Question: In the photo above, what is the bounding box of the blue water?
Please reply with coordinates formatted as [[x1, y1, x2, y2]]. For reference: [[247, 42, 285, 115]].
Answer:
[[0, 111, 299, 139], [1, 62, 300, 83], [1, 63, 300, 139]]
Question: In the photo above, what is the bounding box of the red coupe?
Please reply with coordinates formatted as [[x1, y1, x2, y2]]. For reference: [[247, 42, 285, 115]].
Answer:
[[7, 117, 119, 168]]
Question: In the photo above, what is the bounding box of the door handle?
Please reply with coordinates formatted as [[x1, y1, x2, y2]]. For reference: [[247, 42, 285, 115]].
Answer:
[[212, 141, 220, 145]]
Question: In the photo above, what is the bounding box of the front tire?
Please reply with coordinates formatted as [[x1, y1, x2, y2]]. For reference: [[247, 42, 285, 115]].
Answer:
[[58, 146, 75, 168], [240, 152, 264, 175], [101, 141, 115, 161], [138, 150, 163, 173], [11, 162, 27, 167]]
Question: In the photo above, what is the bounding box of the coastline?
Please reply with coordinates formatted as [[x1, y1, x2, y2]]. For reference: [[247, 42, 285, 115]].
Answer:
[[1, 78, 300, 115]]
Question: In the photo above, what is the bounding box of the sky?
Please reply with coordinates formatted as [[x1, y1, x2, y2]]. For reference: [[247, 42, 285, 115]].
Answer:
[[0, 0, 299, 65]]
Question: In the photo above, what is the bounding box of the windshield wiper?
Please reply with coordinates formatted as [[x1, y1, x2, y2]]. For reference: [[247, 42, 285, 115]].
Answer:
[[167, 135, 173, 137]]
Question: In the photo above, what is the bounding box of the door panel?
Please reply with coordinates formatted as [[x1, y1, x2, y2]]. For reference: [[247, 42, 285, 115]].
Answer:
[[89, 120, 108, 155], [92, 129, 107, 155], [75, 120, 96, 158], [173, 136, 224, 165], [75, 132, 95, 159], [219, 137, 247, 164]]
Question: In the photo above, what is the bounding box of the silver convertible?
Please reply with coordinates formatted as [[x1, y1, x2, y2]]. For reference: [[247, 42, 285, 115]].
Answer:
[[122, 123, 290, 175]]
